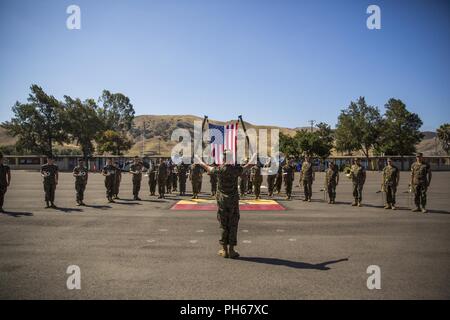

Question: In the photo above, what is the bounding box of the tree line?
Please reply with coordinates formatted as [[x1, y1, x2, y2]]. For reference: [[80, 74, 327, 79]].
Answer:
[[1, 85, 136, 158], [280, 96, 450, 165]]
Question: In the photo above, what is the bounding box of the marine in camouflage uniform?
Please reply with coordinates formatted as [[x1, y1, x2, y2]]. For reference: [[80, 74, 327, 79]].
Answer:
[[349, 158, 366, 207], [282, 159, 295, 200], [157, 160, 168, 199], [41, 156, 59, 208], [177, 161, 189, 196], [410, 153, 432, 213], [166, 162, 173, 194], [148, 161, 158, 196], [196, 151, 256, 259], [73, 158, 88, 206], [102, 158, 117, 203], [250, 163, 263, 199], [172, 165, 178, 192], [324, 162, 339, 204], [190, 163, 203, 199], [113, 161, 122, 199], [300, 156, 315, 202], [239, 162, 249, 196], [274, 164, 283, 194], [265, 159, 277, 197], [0, 153, 11, 213], [129, 156, 144, 200], [382, 158, 399, 210], [209, 163, 218, 196]]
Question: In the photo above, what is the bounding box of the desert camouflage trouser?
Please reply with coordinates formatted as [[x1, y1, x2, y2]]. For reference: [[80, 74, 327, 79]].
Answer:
[[413, 184, 427, 208], [327, 184, 336, 201], [267, 175, 276, 195], [352, 183, 363, 203], [217, 195, 240, 246], [384, 184, 396, 205], [303, 180, 313, 200], [133, 176, 142, 197], [44, 182, 56, 202], [75, 182, 86, 201]]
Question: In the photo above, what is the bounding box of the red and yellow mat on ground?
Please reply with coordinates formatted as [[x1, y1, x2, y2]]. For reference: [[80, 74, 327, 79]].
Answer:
[[170, 198, 285, 211]]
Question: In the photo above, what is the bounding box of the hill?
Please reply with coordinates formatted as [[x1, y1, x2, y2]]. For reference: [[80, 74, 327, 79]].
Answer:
[[0, 115, 446, 156]]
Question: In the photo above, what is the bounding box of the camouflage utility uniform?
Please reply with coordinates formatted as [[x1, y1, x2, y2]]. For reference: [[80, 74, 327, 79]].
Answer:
[[148, 163, 158, 196], [250, 165, 263, 199], [382, 164, 399, 208], [411, 161, 431, 211], [209, 165, 243, 248], [73, 165, 88, 204], [130, 162, 144, 199], [157, 162, 168, 198], [177, 163, 189, 196], [350, 163, 366, 206], [0, 164, 11, 210], [190, 164, 203, 199], [325, 166, 339, 203], [41, 163, 58, 205], [282, 162, 295, 199], [102, 164, 116, 201], [300, 161, 314, 201]]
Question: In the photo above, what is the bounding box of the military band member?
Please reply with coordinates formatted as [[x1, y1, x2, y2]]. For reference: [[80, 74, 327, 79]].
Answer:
[[410, 153, 432, 213], [190, 163, 203, 199], [239, 159, 249, 197], [275, 163, 283, 194], [102, 158, 116, 203], [166, 160, 173, 194], [129, 156, 144, 200], [157, 159, 168, 199], [148, 160, 158, 196], [250, 162, 263, 199], [382, 158, 399, 210], [41, 156, 58, 208], [196, 151, 256, 259], [209, 162, 218, 196], [300, 155, 315, 202], [324, 162, 339, 204], [177, 161, 189, 196], [265, 159, 277, 197], [113, 161, 122, 199], [73, 158, 88, 206], [350, 158, 366, 207], [172, 164, 178, 192], [0, 153, 11, 213], [282, 157, 295, 200]]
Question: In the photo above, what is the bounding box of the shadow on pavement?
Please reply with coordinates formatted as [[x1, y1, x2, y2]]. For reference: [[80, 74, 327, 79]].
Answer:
[[82, 204, 111, 210], [237, 257, 349, 270], [53, 207, 83, 213], [1, 210, 34, 218]]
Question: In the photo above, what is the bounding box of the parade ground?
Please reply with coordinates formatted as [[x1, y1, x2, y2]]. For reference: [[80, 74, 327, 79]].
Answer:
[[1, 170, 449, 300]]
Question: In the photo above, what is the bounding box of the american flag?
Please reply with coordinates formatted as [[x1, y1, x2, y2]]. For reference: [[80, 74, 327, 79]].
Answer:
[[208, 122, 238, 164]]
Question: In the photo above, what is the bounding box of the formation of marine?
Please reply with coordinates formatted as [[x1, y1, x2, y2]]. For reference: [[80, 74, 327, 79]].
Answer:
[[0, 151, 435, 259]]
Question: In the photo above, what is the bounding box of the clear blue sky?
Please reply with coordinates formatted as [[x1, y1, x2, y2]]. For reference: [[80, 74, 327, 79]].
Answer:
[[1, 0, 449, 131]]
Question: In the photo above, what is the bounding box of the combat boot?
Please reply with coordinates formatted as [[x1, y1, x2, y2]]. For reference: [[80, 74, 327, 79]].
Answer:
[[357, 202, 362, 207], [421, 208, 428, 213], [50, 202, 56, 208], [384, 204, 391, 209], [412, 207, 420, 212], [45, 201, 50, 208], [351, 201, 357, 206], [228, 246, 240, 259], [391, 205, 396, 210]]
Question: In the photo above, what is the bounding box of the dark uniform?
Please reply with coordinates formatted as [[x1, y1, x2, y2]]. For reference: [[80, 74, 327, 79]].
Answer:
[[282, 161, 295, 200], [113, 162, 122, 199], [382, 163, 399, 209], [130, 161, 144, 200], [102, 164, 116, 202], [250, 165, 263, 199], [266, 161, 277, 197], [177, 163, 189, 196], [73, 165, 88, 205], [41, 163, 58, 207], [210, 165, 218, 196], [274, 164, 283, 194], [300, 160, 314, 201], [411, 161, 431, 212], [148, 162, 158, 196], [190, 164, 203, 199], [210, 165, 243, 251], [157, 161, 168, 198], [166, 163, 173, 194], [0, 163, 11, 211], [172, 166, 178, 192], [239, 167, 249, 197], [325, 166, 339, 204], [350, 162, 366, 206]]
